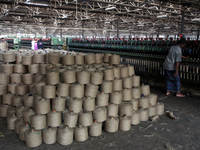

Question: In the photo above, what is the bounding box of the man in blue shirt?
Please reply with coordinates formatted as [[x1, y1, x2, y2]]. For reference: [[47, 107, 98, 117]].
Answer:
[[37, 39, 44, 49], [164, 38, 188, 97]]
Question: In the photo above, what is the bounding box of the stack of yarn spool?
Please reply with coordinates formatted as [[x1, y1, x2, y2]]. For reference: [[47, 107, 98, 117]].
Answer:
[[0, 49, 165, 148]]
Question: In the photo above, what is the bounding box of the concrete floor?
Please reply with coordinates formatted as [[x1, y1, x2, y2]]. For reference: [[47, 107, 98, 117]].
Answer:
[[0, 86, 200, 150]]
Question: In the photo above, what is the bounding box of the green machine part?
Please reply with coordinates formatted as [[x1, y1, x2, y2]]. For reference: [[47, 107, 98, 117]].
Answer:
[[51, 37, 64, 46]]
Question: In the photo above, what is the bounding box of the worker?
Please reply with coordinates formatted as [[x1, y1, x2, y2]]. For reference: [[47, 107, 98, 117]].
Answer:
[[0, 38, 8, 49], [31, 39, 36, 50], [164, 38, 189, 97], [34, 39, 38, 50], [37, 39, 44, 50]]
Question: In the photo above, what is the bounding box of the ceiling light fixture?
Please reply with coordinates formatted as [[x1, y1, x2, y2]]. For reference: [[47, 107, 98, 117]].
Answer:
[[105, 6, 116, 11], [157, 14, 168, 18], [191, 18, 200, 21]]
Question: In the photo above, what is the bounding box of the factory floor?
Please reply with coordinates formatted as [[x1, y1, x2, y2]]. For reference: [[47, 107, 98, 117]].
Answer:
[[0, 86, 200, 150]]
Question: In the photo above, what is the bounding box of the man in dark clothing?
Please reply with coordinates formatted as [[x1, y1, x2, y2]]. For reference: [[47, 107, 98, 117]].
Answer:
[[164, 38, 189, 97], [37, 39, 44, 49]]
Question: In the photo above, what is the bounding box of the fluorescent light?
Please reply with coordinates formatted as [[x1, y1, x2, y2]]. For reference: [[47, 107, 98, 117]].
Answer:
[[105, 6, 116, 11], [164, 27, 170, 29], [24, 2, 49, 6], [191, 18, 200, 21], [137, 24, 144, 27], [157, 14, 168, 18], [104, 21, 110, 24]]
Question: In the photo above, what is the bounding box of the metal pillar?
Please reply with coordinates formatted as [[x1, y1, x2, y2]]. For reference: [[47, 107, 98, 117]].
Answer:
[[117, 19, 119, 39], [181, 11, 185, 34], [46, 28, 47, 38], [82, 21, 84, 38], [157, 28, 160, 38], [197, 28, 200, 40], [60, 29, 62, 38]]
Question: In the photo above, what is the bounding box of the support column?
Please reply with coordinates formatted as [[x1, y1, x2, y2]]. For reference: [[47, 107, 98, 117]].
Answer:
[[45, 28, 47, 38], [197, 28, 200, 40], [157, 28, 160, 38], [181, 11, 185, 34], [117, 18, 119, 39], [82, 21, 84, 38], [60, 29, 62, 38]]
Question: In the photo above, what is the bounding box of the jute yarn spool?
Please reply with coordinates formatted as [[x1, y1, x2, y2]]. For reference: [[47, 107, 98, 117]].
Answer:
[[139, 108, 149, 121], [106, 65, 114, 69], [85, 53, 95, 64], [122, 88, 132, 101], [138, 96, 150, 109], [75, 54, 84, 65], [119, 115, 131, 131], [7, 106, 16, 116], [57, 126, 74, 145], [0, 73, 10, 85], [39, 63, 48, 75], [30, 114, 46, 130], [156, 102, 164, 115], [52, 97, 66, 111], [46, 71, 60, 85], [120, 66, 129, 78], [10, 73, 22, 84], [94, 63, 103, 68], [23, 108, 35, 123], [96, 92, 109, 106], [16, 54, 23, 64], [70, 83, 84, 98], [95, 54, 103, 63], [109, 54, 120, 65], [83, 97, 95, 111], [68, 97, 82, 113], [11, 95, 22, 106], [64, 111, 78, 128], [33, 54, 45, 64], [148, 105, 157, 117], [132, 87, 141, 99], [84, 66, 96, 72], [62, 70, 76, 83], [28, 64, 39, 74], [35, 82, 46, 95], [119, 102, 133, 116], [147, 94, 158, 105], [33, 73, 44, 83], [2, 52, 15, 63], [42, 85, 56, 99], [131, 99, 139, 111], [57, 83, 69, 97], [23, 93, 34, 108], [22, 55, 33, 65], [47, 110, 62, 127], [89, 121, 102, 137], [22, 73, 33, 85], [105, 116, 119, 133], [93, 106, 107, 122], [104, 68, 114, 81], [128, 65, 135, 76], [141, 84, 151, 96], [79, 111, 93, 126], [2, 64, 14, 74], [19, 122, 30, 141], [90, 71, 103, 85], [42, 127, 57, 145], [62, 54, 75, 65], [14, 117, 24, 134], [113, 67, 121, 79], [100, 81, 113, 94], [107, 103, 119, 117], [75, 124, 88, 142], [25, 129, 42, 148], [103, 53, 111, 63], [16, 105, 25, 119], [112, 78, 122, 91], [131, 110, 140, 125], [0, 42, 7, 50], [48, 52, 60, 64], [14, 64, 27, 74], [0, 84, 6, 96], [85, 83, 98, 98], [122, 77, 133, 89], [110, 91, 122, 105], [34, 98, 50, 115], [2, 93, 13, 105], [7, 113, 17, 130], [0, 104, 9, 117], [16, 84, 28, 96], [77, 70, 90, 84]]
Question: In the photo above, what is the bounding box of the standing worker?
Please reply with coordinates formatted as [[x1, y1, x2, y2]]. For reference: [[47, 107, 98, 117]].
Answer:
[[0, 38, 8, 50], [37, 39, 44, 50], [164, 38, 189, 97], [31, 39, 36, 50]]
